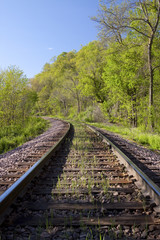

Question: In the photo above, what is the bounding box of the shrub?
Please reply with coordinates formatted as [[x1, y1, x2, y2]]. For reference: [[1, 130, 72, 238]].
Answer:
[[0, 117, 48, 154]]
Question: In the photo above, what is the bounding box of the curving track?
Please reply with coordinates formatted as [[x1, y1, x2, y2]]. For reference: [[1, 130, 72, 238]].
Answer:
[[0, 120, 160, 239]]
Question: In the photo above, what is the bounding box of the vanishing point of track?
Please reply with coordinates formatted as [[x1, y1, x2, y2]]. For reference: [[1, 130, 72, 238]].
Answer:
[[0, 120, 160, 239]]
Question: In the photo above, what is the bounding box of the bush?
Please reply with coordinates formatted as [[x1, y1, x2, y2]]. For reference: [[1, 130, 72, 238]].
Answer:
[[0, 117, 48, 154], [88, 122, 160, 151]]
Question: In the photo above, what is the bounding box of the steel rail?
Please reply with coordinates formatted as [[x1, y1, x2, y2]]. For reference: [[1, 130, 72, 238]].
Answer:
[[0, 121, 71, 223], [87, 125, 160, 209]]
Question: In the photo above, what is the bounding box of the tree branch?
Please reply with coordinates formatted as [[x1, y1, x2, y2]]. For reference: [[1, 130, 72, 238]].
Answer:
[[153, 65, 160, 72], [154, 1, 160, 32], [139, 0, 149, 19], [122, 25, 151, 38]]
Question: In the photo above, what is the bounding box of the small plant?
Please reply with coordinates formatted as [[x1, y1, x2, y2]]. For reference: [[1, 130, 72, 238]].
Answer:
[[145, 217, 149, 237], [142, 199, 147, 212], [37, 224, 42, 239], [118, 225, 123, 239], [102, 178, 110, 196], [85, 232, 90, 240], [80, 213, 86, 230], [69, 215, 73, 227], [88, 176, 93, 196], [132, 222, 136, 236], [99, 232, 106, 240], [57, 176, 61, 189], [50, 209, 54, 221], [87, 228, 94, 240], [63, 174, 67, 182], [51, 191, 54, 199], [81, 176, 86, 188], [97, 217, 101, 231], [99, 233, 102, 240], [45, 216, 49, 230], [93, 155, 97, 167]]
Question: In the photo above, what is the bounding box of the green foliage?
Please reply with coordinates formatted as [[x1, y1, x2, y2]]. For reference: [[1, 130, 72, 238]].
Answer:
[[93, 0, 160, 130], [0, 66, 39, 154], [31, 41, 107, 118], [32, 50, 82, 115], [0, 117, 47, 154], [28, 1, 160, 141], [76, 41, 106, 103], [0, 1, 159, 155], [30, 31, 160, 137], [102, 39, 149, 127], [0, 66, 37, 127], [89, 122, 160, 150], [76, 106, 94, 122]]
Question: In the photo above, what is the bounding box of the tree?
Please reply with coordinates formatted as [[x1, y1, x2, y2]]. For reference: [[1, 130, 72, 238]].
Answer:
[[102, 39, 148, 126], [52, 51, 82, 114], [76, 41, 106, 104], [0, 66, 33, 127], [93, 0, 160, 129], [31, 51, 82, 116], [31, 65, 55, 114]]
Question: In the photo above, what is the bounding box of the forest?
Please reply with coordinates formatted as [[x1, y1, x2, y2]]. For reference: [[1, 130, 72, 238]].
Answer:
[[0, 0, 160, 153]]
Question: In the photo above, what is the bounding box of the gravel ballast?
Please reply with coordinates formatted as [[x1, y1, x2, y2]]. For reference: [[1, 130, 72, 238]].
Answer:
[[0, 118, 66, 178]]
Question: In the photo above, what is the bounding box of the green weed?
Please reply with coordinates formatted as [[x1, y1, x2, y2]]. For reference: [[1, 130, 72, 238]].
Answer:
[[0, 117, 47, 154], [88, 122, 160, 150]]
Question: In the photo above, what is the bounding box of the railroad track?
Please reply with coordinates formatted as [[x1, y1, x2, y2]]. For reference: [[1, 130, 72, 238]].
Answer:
[[88, 125, 160, 208], [0, 121, 160, 239], [0, 119, 70, 220], [90, 126, 160, 188], [0, 119, 70, 195]]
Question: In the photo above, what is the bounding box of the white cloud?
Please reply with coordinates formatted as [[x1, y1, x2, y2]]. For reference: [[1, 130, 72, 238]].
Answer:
[[48, 48, 53, 50]]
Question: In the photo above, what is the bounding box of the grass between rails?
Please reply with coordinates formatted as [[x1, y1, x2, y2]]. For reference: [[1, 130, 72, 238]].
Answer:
[[0, 117, 48, 154], [49, 114, 160, 151], [86, 122, 160, 151]]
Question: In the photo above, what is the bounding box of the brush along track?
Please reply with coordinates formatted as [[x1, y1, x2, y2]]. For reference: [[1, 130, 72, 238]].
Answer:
[[0, 123, 160, 240]]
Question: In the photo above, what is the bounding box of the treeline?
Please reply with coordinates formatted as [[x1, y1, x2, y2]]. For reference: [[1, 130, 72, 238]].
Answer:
[[0, 66, 36, 129], [31, 36, 160, 131], [31, 41, 106, 120], [0, 66, 47, 153], [31, 1, 160, 132], [1, 0, 158, 134]]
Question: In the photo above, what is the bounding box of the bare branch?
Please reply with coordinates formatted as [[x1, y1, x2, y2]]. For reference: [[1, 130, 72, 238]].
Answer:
[[139, 0, 149, 19]]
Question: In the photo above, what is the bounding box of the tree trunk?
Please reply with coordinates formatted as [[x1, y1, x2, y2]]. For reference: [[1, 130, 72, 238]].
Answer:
[[148, 37, 154, 130], [131, 94, 137, 128], [76, 90, 81, 113]]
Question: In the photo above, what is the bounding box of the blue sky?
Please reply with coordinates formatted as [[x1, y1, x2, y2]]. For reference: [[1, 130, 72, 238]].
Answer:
[[0, 0, 99, 78]]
